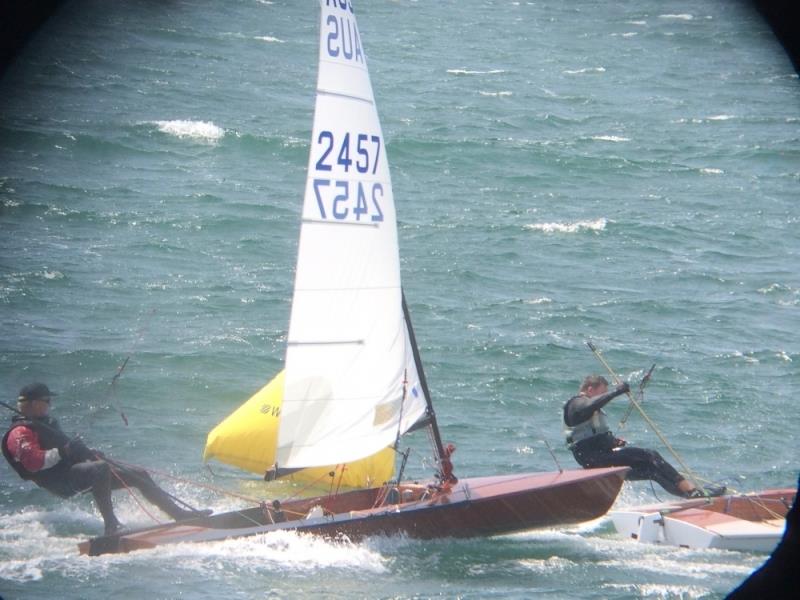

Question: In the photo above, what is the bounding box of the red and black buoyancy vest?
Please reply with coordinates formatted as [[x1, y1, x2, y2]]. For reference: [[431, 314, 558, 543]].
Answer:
[[2, 415, 79, 498]]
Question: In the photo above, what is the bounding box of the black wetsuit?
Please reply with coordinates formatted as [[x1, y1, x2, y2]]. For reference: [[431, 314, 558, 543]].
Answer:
[[563, 387, 687, 497]]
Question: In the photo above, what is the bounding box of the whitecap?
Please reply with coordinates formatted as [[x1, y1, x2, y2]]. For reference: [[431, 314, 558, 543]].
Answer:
[[659, 14, 694, 20], [524, 218, 607, 233], [446, 69, 506, 75], [757, 283, 790, 294], [517, 555, 576, 573], [699, 167, 724, 174], [254, 36, 284, 43], [478, 91, 513, 97], [563, 67, 605, 75], [591, 135, 630, 142], [152, 120, 225, 143], [603, 582, 710, 598], [600, 555, 754, 578]]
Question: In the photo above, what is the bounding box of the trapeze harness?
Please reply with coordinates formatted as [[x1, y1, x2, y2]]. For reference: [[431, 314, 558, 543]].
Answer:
[[2, 415, 84, 498], [564, 406, 612, 449], [562, 385, 629, 458]]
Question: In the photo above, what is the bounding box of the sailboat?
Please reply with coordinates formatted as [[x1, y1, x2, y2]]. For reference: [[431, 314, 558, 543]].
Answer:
[[79, 0, 627, 556], [609, 487, 796, 552]]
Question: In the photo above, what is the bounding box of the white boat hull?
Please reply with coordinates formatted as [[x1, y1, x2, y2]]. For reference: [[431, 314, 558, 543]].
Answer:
[[610, 488, 795, 552]]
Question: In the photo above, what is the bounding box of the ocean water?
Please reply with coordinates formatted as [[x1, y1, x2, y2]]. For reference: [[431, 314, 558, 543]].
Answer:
[[1, 0, 798, 598]]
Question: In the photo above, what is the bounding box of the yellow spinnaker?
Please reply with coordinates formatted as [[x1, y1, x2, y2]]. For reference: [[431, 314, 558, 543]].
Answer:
[[203, 370, 395, 488]]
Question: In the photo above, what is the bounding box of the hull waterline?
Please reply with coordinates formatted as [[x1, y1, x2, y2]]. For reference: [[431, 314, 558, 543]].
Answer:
[[80, 467, 627, 556]]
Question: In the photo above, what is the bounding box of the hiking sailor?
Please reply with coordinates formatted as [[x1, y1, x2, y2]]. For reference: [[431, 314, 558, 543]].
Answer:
[[2, 382, 211, 535], [563, 375, 725, 498]]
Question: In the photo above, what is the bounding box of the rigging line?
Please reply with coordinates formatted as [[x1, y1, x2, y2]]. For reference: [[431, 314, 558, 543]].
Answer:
[[108, 308, 156, 425], [585, 340, 703, 491], [333, 465, 346, 498], [100, 456, 201, 511], [678, 477, 785, 521], [87, 308, 158, 430], [327, 467, 338, 498], [393, 369, 408, 455], [619, 363, 655, 429], [542, 440, 563, 473], [105, 459, 164, 525], [730, 495, 788, 523], [280, 469, 343, 503], [107, 457, 265, 505]]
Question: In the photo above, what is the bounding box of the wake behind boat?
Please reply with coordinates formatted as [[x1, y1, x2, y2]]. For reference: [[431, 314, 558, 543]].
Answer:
[[78, 0, 627, 556]]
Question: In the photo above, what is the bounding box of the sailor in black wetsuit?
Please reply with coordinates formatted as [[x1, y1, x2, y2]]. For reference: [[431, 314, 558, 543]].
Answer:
[[3, 383, 211, 535], [563, 375, 725, 498]]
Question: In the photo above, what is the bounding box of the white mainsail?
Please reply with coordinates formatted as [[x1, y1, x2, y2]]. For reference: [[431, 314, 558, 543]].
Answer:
[[277, 1, 428, 470]]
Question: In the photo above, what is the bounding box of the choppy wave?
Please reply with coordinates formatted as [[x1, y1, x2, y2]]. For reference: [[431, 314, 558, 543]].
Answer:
[[150, 120, 226, 142], [524, 218, 608, 233], [659, 14, 695, 21], [590, 135, 630, 142], [563, 67, 606, 75], [447, 69, 506, 75], [524, 297, 553, 305]]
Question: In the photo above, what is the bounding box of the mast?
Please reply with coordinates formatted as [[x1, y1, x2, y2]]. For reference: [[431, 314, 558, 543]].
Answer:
[[401, 291, 447, 466]]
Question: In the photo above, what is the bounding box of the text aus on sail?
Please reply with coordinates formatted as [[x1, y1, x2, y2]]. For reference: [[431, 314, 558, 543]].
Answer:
[[325, 4, 364, 65], [313, 5, 384, 224]]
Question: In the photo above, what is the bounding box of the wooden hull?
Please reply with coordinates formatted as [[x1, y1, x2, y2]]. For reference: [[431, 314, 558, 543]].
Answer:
[[610, 488, 796, 552], [79, 467, 627, 556]]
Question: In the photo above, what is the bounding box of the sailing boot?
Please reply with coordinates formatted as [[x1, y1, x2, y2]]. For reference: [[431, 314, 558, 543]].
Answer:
[[688, 484, 727, 499], [700, 484, 727, 498]]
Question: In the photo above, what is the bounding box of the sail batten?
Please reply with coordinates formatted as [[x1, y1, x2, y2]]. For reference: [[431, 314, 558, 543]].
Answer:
[[301, 218, 380, 228], [317, 89, 375, 104]]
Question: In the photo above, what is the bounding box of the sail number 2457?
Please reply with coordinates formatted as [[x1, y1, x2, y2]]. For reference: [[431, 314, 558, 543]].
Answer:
[[312, 130, 384, 222], [315, 131, 381, 175]]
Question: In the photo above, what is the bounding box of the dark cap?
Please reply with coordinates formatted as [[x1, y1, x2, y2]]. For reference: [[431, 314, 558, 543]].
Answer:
[[18, 383, 57, 402]]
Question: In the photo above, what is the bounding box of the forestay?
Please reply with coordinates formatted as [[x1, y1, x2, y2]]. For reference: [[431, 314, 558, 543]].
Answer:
[[277, 0, 427, 469]]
